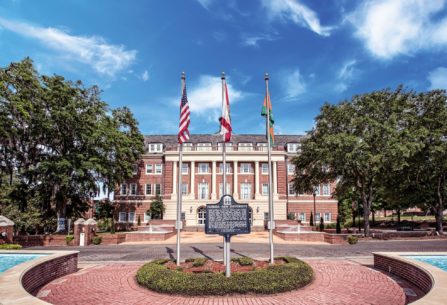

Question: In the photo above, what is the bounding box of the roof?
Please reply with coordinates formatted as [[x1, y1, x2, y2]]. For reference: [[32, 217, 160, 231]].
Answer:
[[144, 134, 304, 146]]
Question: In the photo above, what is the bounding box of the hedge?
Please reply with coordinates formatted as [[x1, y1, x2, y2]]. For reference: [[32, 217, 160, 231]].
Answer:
[[136, 256, 313, 295], [0, 244, 22, 250]]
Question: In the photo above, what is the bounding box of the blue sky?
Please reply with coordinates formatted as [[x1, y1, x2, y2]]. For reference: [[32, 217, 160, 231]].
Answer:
[[1, 0, 447, 135]]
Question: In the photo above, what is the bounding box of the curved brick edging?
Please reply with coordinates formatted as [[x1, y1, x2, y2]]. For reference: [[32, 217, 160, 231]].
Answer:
[[0, 250, 78, 305], [373, 252, 447, 305]]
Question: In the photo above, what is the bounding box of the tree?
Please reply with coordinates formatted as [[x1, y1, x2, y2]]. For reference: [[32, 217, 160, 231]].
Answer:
[[293, 87, 417, 236], [0, 58, 145, 232], [309, 211, 314, 226], [148, 195, 165, 219], [336, 215, 341, 234], [319, 217, 324, 232]]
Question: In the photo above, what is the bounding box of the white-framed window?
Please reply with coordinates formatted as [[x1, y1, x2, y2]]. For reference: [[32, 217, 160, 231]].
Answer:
[[181, 163, 189, 174], [146, 164, 153, 174], [143, 211, 151, 223], [120, 184, 127, 195], [287, 163, 295, 175], [155, 164, 162, 174], [132, 164, 138, 175], [262, 183, 269, 195], [181, 183, 188, 195], [118, 212, 127, 223], [299, 213, 306, 222], [182, 143, 193, 151], [323, 184, 330, 196], [240, 183, 251, 199], [261, 163, 269, 174], [256, 143, 268, 151], [240, 163, 252, 173], [219, 183, 231, 196], [197, 206, 206, 225], [316, 212, 322, 221], [218, 142, 233, 151], [128, 211, 136, 223], [198, 183, 209, 199], [287, 143, 301, 153], [324, 212, 331, 222], [155, 184, 162, 195], [148, 143, 163, 153], [198, 163, 209, 173], [288, 183, 296, 196], [313, 185, 320, 196], [219, 163, 231, 173], [130, 183, 137, 195], [238, 142, 253, 151], [197, 143, 212, 151], [145, 184, 152, 195]]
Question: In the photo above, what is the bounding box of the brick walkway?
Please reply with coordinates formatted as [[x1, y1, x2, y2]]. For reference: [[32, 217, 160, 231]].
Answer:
[[37, 259, 420, 305]]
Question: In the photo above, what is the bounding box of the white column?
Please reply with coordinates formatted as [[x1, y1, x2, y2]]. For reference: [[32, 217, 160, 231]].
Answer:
[[273, 161, 278, 196], [211, 161, 217, 200], [172, 161, 177, 195], [255, 161, 260, 198], [233, 161, 238, 198], [190, 161, 195, 199]]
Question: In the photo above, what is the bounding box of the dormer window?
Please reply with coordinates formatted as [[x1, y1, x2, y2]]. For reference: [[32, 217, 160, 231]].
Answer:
[[238, 143, 253, 152], [256, 143, 268, 151], [197, 143, 212, 151], [287, 143, 301, 153], [218, 142, 233, 151], [148, 143, 163, 153]]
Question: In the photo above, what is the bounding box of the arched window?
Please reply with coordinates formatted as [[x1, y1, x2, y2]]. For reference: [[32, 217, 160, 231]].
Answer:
[[197, 206, 206, 225]]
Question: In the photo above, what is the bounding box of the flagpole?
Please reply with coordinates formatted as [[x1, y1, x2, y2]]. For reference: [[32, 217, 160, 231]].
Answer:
[[221, 72, 228, 270], [176, 72, 185, 266], [265, 72, 275, 264]]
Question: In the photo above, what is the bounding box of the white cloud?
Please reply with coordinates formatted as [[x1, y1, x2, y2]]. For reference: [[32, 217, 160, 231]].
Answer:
[[335, 59, 357, 93], [281, 69, 306, 100], [196, 0, 215, 10], [141, 70, 149, 81], [0, 17, 136, 76], [242, 33, 277, 47], [213, 31, 227, 43], [428, 67, 447, 90], [261, 0, 332, 36], [349, 0, 447, 59]]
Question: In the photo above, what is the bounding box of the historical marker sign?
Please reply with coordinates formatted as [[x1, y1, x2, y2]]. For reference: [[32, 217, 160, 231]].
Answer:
[[205, 195, 251, 235]]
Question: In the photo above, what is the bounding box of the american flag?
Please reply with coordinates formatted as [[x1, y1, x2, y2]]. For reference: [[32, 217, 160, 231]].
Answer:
[[178, 82, 190, 144], [219, 80, 232, 142]]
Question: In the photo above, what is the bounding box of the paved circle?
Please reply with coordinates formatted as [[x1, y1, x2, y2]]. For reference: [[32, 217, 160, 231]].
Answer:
[[38, 260, 408, 305]]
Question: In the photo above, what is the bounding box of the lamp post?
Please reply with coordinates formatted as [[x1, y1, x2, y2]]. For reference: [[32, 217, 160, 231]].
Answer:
[[313, 191, 316, 228]]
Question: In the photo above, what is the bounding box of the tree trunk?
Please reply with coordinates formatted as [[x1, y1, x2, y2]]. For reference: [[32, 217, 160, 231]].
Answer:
[[372, 211, 375, 226], [384, 210, 387, 217], [56, 196, 67, 233], [363, 197, 371, 237], [434, 204, 444, 234]]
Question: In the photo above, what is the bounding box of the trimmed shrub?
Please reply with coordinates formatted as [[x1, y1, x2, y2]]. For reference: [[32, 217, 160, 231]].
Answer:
[[136, 256, 313, 295], [319, 217, 324, 232], [287, 212, 296, 220], [0, 243, 22, 250], [309, 212, 314, 226], [92, 236, 102, 245], [66, 235, 74, 245], [137, 215, 141, 226], [347, 235, 358, 245], [192, 257, 207, 267], [336, 216, 341, 234], [231, 257, 254, 266]]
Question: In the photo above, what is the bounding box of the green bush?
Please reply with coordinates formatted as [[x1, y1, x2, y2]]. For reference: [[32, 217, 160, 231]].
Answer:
[[92, 236, 102, 245], [192, 257, 207, 267], [0, 243, 22, 250], [65, 235, 74, 245], [287, 212, 296, 220], [336, 216, 342, 234], [347, 235, 358, 245], [309, 212, 314, 226], [319, 217, 324, 231], [231, 257, 253, 266], [136, 256, 313, 295]]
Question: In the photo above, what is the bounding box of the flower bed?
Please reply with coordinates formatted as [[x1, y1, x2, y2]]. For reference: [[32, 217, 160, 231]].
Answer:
[[136, 256, 313, 296]]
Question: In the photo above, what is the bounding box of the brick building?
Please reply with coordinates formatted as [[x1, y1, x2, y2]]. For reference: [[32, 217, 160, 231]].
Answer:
[[114, 134, 338, 230]]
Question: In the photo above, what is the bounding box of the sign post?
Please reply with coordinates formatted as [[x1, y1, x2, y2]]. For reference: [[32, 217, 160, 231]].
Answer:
[[205, 194, 250, 277]]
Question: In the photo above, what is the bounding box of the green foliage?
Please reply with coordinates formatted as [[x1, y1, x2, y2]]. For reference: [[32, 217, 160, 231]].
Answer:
[[91, 236, 102, 245], [347, 235, 358, 245], [0, 244, 22, 250], [319, 217, 324, 231], [191, 257, 207, 267], [309, 211, 314, 226], [65, 235, 74, 244], [231, 257, 254, 266], [149, 195, 165, 219], [137, 215, 141, 226], [0, 58, 144, 233], [287, 212, 296, 220], [136, 257, 313, 295]]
